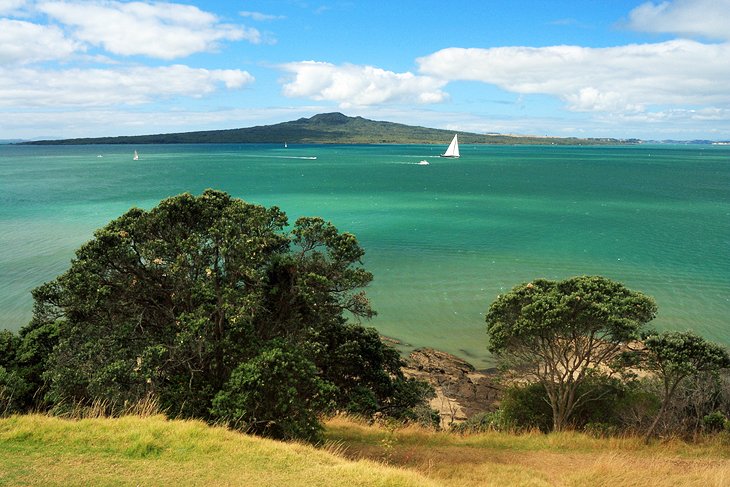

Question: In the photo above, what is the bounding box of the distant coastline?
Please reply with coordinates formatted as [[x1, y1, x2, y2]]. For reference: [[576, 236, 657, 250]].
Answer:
[[18, 112, 639, 146]]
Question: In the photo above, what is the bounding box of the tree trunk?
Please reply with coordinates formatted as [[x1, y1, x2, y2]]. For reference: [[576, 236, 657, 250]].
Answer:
[[550, 389, 569, 432], [644, 403, 667, 442], [645, 378, 681, 442], [549, 382, 579, 432]]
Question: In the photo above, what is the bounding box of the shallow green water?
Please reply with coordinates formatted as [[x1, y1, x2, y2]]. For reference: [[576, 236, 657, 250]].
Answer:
[[1, 143, 729, 367]]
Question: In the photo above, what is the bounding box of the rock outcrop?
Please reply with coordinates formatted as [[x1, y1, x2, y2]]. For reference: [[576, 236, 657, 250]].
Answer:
[[402, 348, 502, 428]]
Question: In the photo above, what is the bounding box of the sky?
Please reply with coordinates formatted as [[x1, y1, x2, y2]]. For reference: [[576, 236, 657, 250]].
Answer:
[[1, 0, 729, 140]]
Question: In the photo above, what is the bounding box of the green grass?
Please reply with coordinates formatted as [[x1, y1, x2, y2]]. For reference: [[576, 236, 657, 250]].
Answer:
[[3, 413, 730, 486], [0, 414, 437, 486]]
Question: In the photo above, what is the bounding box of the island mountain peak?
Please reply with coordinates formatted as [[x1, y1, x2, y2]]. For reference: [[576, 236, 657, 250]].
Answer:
[[307, 112, 352, 124]]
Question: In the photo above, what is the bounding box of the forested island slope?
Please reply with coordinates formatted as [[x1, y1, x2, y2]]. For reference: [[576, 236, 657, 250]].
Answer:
[[22, 112, 632, 145]]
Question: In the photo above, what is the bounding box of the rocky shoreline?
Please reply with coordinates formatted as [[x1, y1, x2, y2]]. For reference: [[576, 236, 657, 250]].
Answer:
[[401, 348, 502, 427]]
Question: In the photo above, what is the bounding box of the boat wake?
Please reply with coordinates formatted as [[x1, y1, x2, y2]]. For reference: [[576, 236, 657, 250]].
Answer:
[[254, 155, 317, 160]]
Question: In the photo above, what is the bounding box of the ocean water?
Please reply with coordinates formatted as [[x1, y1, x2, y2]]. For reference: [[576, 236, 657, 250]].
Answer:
[[1, 143, 729, 367]]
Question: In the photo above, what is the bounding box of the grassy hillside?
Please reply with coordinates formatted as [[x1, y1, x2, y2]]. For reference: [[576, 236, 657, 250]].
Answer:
[[2, 414, 730, 486], [325, 417, 730, 487], [22, 112, 631, 145], [0, 414, 435, 486]]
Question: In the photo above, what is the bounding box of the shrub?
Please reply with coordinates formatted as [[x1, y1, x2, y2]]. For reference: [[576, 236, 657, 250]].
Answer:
[[451, 410, 511, 434], [500, 383, 553, 432], [211, 341, 336, 443], [702, 411, 727, 433], [0, 365, 31, 416], [498, 376, 654, 434]]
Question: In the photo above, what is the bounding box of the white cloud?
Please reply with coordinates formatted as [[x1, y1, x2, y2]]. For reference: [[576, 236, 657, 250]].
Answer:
[[240, 10, 284, 22], [609, 107, 730, 123], [0, 18, 83, 63], [0, 65, 254, 107], [627, 0, 730, 41], [36, 1, 260, 59], [0, 0, 26, 15], [417, 40, 730, 113], [279, 61, 448, 107]]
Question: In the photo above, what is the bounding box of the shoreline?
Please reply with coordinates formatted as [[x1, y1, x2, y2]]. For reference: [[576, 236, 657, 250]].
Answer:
[[383, 335, 501, 425], [401, 347, 502, 427]]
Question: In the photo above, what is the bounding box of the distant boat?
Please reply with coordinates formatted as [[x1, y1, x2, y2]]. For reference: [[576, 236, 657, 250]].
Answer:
[[417, 160, 430, 165], [133, 150, 139, 161], [440, 134, 460, 158], [284, 142, 288, 148]]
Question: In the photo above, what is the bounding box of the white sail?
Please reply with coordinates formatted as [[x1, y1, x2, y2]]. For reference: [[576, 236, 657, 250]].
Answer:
[[133, 150, 139, 160], [441, 134, 460, 158]]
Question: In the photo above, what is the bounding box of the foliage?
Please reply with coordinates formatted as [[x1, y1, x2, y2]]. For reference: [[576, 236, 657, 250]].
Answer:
[[485, 275, 657, 431], [211, 341, 336, 443], [639, 330, 730, 439], [0, 366, 30, 416], [304, 322, 433, 418], [497, 376, 656, 434], [702, 411, 727, 433], [499, 383, 553, 432], [0, 330, 31, 415], [0, 320, 60, 413], [569, 375, 641, 430], [450, 410, 511, 434], [17, 190, 431, 441], [0, 331, 17, 370], [631, 370, 730, 437], [605, 377, 660, 433]]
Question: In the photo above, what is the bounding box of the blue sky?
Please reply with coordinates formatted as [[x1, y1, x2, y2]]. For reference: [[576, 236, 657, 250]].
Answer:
[[1, 0, 729, 140]]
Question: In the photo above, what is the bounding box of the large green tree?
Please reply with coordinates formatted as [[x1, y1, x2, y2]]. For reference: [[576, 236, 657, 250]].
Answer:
[[24, 190, 429, 440], [485, 276, 657, 431], [640, 330, 730, 440]]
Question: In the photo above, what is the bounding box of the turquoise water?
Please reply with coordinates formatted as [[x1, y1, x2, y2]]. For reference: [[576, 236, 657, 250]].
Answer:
[[2, 143, 729, 367]]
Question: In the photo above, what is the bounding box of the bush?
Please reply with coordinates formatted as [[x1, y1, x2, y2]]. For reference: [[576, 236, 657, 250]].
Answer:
[[451, 410, 510, 434], [211, 341, 336, 443], [0, 330, 18, 369], [0, 365, 31, 416], [498, 376, 655, 434], [500, 383, 553, 432], [703, 411, 727, 433]]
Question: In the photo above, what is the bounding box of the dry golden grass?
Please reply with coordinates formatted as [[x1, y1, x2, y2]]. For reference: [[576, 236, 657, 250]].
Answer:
[[324, 415, 730, 487]]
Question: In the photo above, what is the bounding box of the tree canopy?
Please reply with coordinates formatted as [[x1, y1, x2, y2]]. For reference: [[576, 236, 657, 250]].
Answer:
[[485, 275, 657, 431], [640, 330, 730, 439], [17, 190, 431, 441]]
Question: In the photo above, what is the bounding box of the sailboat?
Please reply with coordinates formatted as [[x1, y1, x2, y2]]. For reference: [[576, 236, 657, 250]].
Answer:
[[133, 150, 139, 161], [440, 134, 460, 158]]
